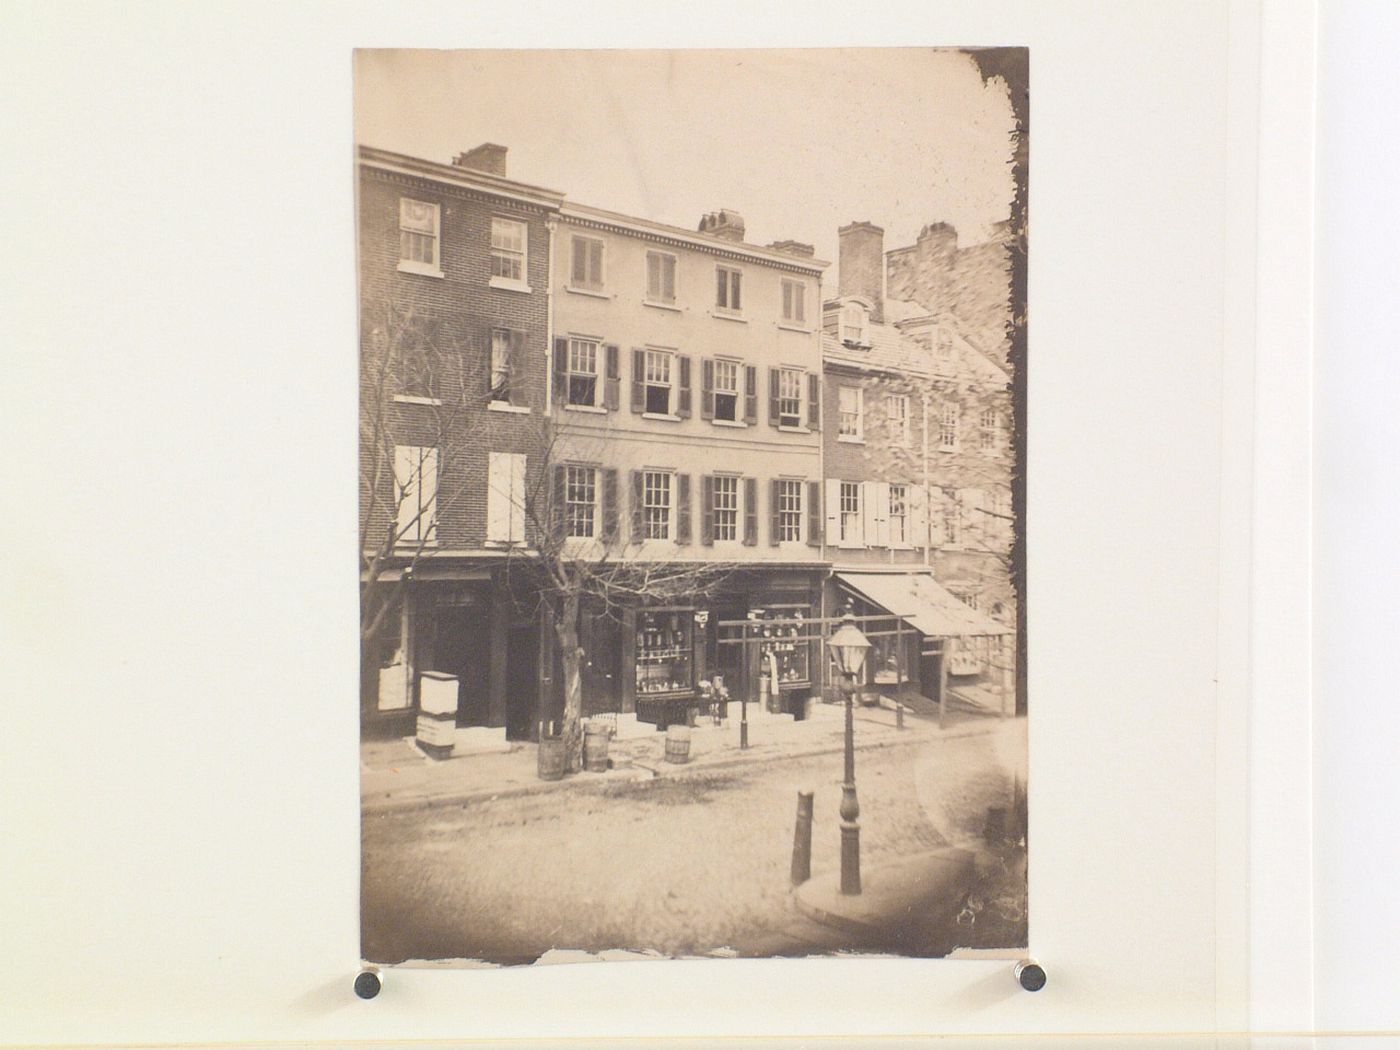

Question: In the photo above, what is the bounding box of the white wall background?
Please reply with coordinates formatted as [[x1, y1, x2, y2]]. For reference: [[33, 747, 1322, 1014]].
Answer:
[[0, 0, 1371, 1044]]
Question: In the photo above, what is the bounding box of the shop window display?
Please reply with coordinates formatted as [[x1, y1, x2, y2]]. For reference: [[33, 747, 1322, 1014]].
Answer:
[[755, 607, 811, 686], [635, 610, 694, 696]]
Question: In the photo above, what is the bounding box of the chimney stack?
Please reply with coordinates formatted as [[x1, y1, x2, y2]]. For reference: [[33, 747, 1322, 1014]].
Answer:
[[838, 221, 885, 322], [698, 209, 746, 243], [769, 239, 815, 258], [452, 143, 508, 177]]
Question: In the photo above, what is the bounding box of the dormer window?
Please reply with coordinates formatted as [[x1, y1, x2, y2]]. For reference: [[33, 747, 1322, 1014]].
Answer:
[[841, 303, 868, 345]]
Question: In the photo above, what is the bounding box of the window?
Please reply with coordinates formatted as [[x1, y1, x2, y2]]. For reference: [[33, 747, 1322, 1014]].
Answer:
[[955, 591, 980, 611], [980, 408, 1002, 451], [713, 359, 740, 422], [841, 303, 867, 344], [838, 385, 863, 438], [486, 452, 526, 545], [943, 492, 961, 545], [778, 368, 804, 427], [886, 393, 911, 445], [570, 235, 604, 289], [489, 329, 512, 401], [566, 465, 597, 539], [940, 403, 959, 449], [644, 349, 673, 415], [712, 475, 739, 541], [781, 279, 806, 324], [643, 471, 672, 540], [566, 338, 599, 407], [647, 251, 677, 303], [840, 482, 862, 544], [777, 480, 803, 541], [398, 199, 440, 273], [490, 217, 526, 282], [715, 265, 743, 313], [393, 445, 438, 544], [888, 484, 907, 545]]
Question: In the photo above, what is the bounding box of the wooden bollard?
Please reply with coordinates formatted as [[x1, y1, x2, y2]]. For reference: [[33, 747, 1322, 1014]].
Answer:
[[791, 789, 814, 885]]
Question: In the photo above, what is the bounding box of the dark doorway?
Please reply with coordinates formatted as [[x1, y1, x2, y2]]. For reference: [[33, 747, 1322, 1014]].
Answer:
[[506, 624, 539, 741], [920, 648, 944, 706], [430, 602, 489, 727]]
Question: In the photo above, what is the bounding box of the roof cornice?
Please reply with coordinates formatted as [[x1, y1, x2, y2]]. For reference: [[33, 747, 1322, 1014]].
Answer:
[[358, 145, 565, 210]]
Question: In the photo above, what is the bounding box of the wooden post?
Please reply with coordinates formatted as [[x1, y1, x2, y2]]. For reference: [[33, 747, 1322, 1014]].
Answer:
[[894, 617, 905, 729], [402, 582, 416, 711], [938, 638, 951, 730]]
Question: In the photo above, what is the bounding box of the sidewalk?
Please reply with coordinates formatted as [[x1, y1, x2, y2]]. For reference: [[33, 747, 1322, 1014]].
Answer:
[[362, 699, 1005, 815]]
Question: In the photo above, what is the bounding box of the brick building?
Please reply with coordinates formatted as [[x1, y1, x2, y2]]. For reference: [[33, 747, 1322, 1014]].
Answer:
[[358, 144, 563, 738]]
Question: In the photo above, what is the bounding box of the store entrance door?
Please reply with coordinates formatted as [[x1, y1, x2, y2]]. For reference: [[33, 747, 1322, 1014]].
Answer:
[[505, 624, 539, 741]]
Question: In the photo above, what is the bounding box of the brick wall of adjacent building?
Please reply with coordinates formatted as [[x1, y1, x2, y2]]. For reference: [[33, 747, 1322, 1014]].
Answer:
[[885, 222, 1012, 364]]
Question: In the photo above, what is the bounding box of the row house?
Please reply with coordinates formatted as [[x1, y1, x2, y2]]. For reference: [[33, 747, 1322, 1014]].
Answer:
[[358, 144, 563, 740], [818, 222, 1016, 713], [549, 204, 831, 726]]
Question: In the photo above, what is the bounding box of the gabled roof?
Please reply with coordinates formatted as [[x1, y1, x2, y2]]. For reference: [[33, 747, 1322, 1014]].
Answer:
[[821, 323, 932, 379]]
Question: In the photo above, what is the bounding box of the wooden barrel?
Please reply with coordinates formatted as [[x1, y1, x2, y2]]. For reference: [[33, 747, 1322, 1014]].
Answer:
[[583, 725, 610, 772], [536, 736, 566, 781], [664, 723, 691, 764]]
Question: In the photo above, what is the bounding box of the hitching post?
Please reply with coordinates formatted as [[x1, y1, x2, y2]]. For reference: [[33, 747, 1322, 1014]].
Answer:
[[791, 789, 813, 885]]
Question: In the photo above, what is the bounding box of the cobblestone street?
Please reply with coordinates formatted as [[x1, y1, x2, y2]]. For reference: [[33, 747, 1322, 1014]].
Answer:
[[362, 718, 1025, 964]]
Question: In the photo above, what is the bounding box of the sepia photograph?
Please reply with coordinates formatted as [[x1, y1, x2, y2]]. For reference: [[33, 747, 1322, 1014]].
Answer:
[[356, 46, 1028, 966]]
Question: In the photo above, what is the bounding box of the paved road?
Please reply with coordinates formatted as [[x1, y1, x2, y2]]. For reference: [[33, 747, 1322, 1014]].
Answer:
[[362, 725, 1023, 965]]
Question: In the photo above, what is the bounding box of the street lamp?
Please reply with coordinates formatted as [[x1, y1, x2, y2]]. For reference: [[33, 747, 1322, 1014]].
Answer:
[[826, 606, 871, 895]]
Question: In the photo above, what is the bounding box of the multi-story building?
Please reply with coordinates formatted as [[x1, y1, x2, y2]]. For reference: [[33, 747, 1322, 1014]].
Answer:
[[357, 144, 563, 739], [549, 205, 831, 725], [820, 222, 1015, 712]]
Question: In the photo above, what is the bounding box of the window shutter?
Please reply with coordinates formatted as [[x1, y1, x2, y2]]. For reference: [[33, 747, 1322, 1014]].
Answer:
[[509, 454, 527, 543], [808, 372, 821, 429], [701, 358, 715, 420], [743, 477, 758, 546], [769, 479, 782, 546], [552, 465, 567, 541], [909, 483, 928, 550], [630, 470, 644, 542], [807, 481, 822, 546], [744, 365, 757, 424], [700, 474, 715, 545], [861, 482, 879, 548], [604, 343, 620, 411], [484, 325, 498, 398], [825, 480, 842, 547], [553, 338, 568, 403], [487, 451, 512, 544], [676, 473, 692, 544], [507, 329, 525, 405], [663, 255, 675, 301], [630, 348, 645, 413], [768, 367, 781, 428], [589, 239, 603, 284], [571, 237, 587, 284], [393, 446, 416, 542], [872, 481, 890, 548], [677, 355, 692, 419], [601, 468, 619, 543]]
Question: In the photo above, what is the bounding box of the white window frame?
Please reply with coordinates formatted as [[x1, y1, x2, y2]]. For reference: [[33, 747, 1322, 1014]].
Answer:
[[886, 393, 911, 446], [397, 198, 441, 277], [781, 278, 807, 325], [888, 483, 908, 546], [980, 407, 1002, 452], [565, 465, 597, 539], [393, 445, 439, 545], [712, 474, 739, 542], [778, 479, 803, 542], [840, 481, 862, 545], [566, 338, 601, 408], [838, 385, 864, 441], [715, 264, 743, 314], [490, 328, 512, 403], [570, 233, 605, 290], [643, 470, 673, 541], [489, 217, 528, 288], [841, 303, 867, 344], [646, 250, 677, 305], [940, 402, 959, 450], [643, 348, 674, 416], [778, 368, 804, 428], [713, 358, 740, 422]]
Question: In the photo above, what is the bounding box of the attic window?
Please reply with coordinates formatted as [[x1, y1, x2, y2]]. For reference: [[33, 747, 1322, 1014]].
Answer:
[[840, 303, 868, 345]]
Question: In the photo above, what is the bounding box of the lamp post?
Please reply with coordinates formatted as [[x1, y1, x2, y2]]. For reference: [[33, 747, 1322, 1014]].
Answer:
[[826, 606, 871, 895]]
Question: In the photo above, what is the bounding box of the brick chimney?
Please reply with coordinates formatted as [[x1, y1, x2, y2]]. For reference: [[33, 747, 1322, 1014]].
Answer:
[[769, 239, 815, 258], [698, 209, 746, 242], [452, 143, 508, 177], [839, 221, 885, 322]]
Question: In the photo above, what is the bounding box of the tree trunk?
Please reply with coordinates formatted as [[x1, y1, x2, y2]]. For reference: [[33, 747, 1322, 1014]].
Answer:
[[556, 591, 584, 774]]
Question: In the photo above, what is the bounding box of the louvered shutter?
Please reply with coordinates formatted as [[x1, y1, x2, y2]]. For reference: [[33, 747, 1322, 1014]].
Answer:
[[872, 482, 890, 547], [700, 474, 715, 546], [630, 348, 645, 413], [676, 474, 692, 544], [701, 358, 715, 420], [630, 471, 644, 541], [744, 365, 758, 424], [743, 477, 758, 546], [552, 338, 569, 403], [808, 372, 821, 429], [909, 484, 928, 550], [604, 344, 620, 411], [769, 479, 782, 546], [677, 355, 692, 419], [552, 465, 567, 541], [487, 452, 512, 543], [601, 468, 619, 543], [807, 481, 822, 546], [825, 480, 842, 547], [768, 368, 781, 428], [861, 482, 879, 548]]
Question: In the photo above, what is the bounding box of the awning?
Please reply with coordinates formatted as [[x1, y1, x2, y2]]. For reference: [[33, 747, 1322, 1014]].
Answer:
[[835, 571, 1013, 638]]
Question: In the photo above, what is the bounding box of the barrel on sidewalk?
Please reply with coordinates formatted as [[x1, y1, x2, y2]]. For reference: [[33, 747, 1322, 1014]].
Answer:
[[664, 723, 691, 764], [583, 722, 612, 772]]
